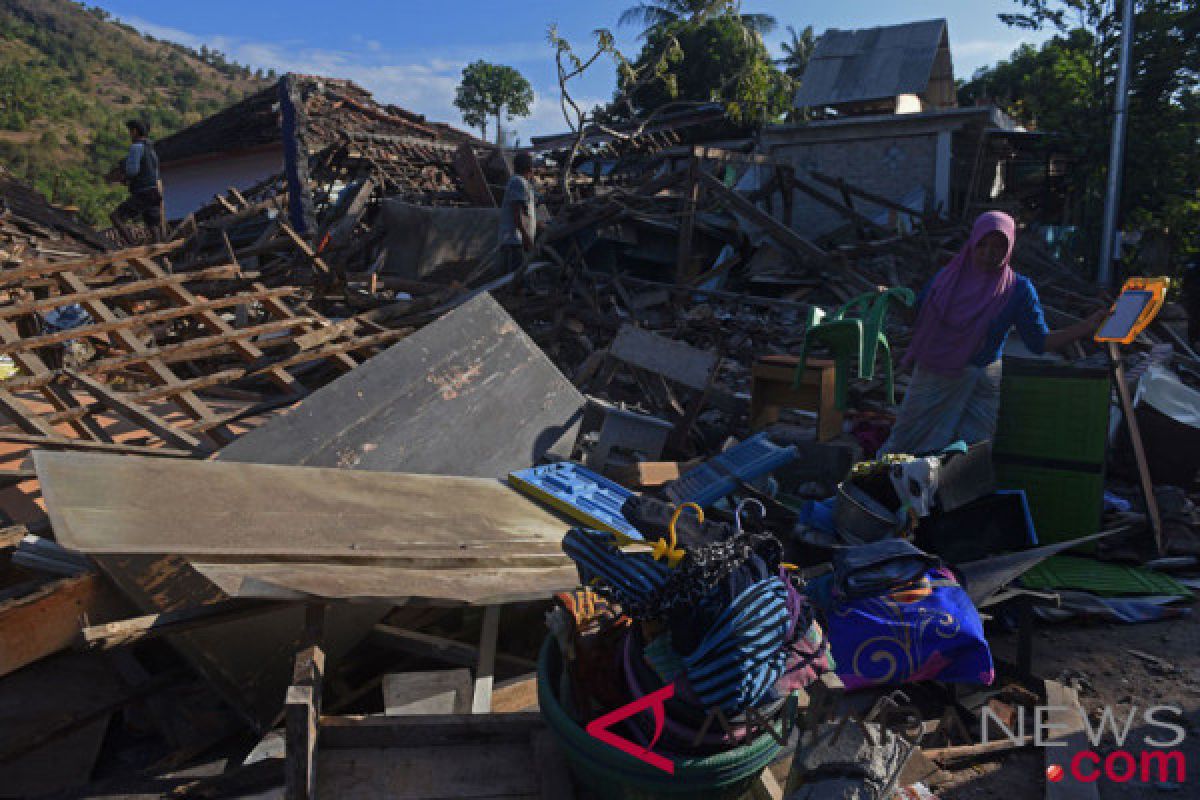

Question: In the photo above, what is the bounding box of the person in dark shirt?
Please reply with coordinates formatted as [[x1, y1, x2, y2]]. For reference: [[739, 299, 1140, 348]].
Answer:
[[880, 211, 1106, 455], [111, 119, 163, 240], [497, 151, 536, 273]]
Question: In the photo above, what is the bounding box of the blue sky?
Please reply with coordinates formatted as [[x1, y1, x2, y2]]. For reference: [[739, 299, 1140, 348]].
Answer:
[[94, 1, 1051, 142]]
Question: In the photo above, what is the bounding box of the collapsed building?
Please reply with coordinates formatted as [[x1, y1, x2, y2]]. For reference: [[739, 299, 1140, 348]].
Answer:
[[0, 16, 1195, 800]]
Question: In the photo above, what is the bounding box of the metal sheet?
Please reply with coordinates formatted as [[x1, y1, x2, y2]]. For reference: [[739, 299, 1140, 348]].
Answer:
[[38, 452, 572, 561], [217, 292, 586, 477]]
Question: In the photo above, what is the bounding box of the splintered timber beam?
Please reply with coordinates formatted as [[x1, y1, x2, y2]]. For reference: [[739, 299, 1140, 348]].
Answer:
[[696, 171, 828, 262], [128, 257, 304, 397], [67, 370, 208, 453], [56, 270, 226, 439], [28, 329, 402, 432], [0, 432, 194, 457], [0, 286, 300, 356], [0, 241, 183, 288], [0, 264, 244, 321], [0, 318, 111, 442], [79, 599, 287, 651], [0, 317, 322, 394]]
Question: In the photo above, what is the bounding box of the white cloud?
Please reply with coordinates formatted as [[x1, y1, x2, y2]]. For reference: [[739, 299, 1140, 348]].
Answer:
[[117, 14, 575, 140]]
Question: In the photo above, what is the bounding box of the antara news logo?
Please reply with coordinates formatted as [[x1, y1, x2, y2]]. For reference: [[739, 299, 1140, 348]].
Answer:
[[586, 682, 1190, 786], [984, 703, 1188, 786]]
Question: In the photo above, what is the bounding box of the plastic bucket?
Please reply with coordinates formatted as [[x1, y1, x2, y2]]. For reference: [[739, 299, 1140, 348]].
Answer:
[[537, 636, 785, 800]]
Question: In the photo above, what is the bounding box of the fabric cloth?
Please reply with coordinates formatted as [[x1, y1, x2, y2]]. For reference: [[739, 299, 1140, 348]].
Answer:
[[903, 211, 1018, 375], [915, 275, 1050, 368], [552, 589, 631, 716], [880, 361, 1003, 456], [498, 174, 535, 246], [679, 577, 792, 713], [812, 567, 995, 690], [124, 139, 159, 193]]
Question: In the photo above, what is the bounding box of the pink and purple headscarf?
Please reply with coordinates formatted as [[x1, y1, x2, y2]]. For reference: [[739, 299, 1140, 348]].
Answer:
[[903, 211, 1017, 374]]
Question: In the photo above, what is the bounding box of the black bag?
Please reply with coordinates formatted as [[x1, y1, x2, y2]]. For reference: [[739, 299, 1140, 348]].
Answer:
[[832, 539, 942, 601]]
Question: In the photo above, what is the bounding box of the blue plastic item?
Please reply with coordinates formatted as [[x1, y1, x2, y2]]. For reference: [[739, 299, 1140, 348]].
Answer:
[[665, 434, 798, 508], [508, 462, 642, 541]]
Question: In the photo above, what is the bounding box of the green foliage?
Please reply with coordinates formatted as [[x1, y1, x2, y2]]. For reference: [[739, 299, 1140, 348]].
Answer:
[[454, 60, 535, 142], [963, 0, 1200, 268], [619, 0, 777, 37], [622, 14, 792, 124], [0, 0, 268, 226]]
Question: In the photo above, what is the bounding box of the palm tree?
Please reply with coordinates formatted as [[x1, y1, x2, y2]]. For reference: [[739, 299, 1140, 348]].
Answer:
[[619, 0, 777, 38], [776, 24, 815, 79]]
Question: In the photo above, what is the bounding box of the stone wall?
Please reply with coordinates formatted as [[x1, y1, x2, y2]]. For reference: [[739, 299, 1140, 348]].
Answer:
[[766, 133, 938, 238]]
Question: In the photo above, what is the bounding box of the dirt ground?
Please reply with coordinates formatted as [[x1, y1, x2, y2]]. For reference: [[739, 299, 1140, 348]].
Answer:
[[935, 598, 1200, 799]]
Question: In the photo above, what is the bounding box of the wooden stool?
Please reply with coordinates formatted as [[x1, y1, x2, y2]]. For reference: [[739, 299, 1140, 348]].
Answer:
[[750, 355, 842, 442]]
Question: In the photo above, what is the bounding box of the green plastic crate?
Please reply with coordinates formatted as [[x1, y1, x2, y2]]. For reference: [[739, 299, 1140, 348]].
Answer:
[[994, 461, 1104, 547], [994, 361, 1111, 466]]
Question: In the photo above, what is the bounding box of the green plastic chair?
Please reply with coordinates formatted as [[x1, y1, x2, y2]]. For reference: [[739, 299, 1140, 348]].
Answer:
[[792, 287, 915, 408]]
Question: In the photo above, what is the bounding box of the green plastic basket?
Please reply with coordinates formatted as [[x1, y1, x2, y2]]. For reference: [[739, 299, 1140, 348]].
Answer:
[[536, 636, 784, 800]]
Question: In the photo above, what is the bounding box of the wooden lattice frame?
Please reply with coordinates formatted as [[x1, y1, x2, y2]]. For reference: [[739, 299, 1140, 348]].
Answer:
[[0, 243, 407, 455]]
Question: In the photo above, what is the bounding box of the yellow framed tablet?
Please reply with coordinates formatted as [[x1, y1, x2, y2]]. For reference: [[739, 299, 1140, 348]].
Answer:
[[1094, 276, 1169, 345]]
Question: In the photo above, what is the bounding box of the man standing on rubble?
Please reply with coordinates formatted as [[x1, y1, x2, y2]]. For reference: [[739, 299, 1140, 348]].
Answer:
[[111, 119, 163, 241], [498, 151, 536, 273]]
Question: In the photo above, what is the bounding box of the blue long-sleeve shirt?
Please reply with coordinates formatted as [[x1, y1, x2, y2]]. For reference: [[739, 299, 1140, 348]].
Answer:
[[916, 272, 1050, 367]]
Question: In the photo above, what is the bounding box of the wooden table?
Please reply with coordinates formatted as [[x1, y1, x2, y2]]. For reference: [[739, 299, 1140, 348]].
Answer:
[[750, 355, 842, 442]]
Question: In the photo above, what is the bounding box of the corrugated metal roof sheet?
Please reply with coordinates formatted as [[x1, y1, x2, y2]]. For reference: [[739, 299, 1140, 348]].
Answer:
[[794, 19, 948, 108]]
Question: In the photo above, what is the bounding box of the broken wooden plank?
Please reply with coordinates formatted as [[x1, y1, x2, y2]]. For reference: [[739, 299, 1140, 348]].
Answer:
[[67, 370, 207, 453], [0, 241, 182, 288], [383, 669, 473, 716], [0, 432, 193, 457], [472, 605, 500, 714], [698, 170, 827, 262], [372, 625, 537, 674], [0, 285, 297, 355], [0, 260, 237, 314], [609, 323, 718, 391], [0, 573, 125, 678], [37, 451, 572, 563], [453, 144, 496, 207], [79, 599, 287, 651], [56, 271, 226, 441]]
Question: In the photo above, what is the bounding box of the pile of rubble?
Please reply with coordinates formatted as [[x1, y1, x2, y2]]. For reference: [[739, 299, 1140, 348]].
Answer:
[[0, 93, 1197, 800]]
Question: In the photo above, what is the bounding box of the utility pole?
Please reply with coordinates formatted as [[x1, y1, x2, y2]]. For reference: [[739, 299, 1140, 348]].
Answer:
[[1098, 0, 1135, 288]]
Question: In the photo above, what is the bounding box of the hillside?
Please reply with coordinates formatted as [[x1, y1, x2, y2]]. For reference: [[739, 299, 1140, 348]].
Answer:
[[0, 0, 270, 226]]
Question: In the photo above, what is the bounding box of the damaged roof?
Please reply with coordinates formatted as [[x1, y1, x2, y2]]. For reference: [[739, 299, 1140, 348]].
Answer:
[[794, 18, 954, 109], [0, 166, 109, 256], [154, 74, 482, 165]]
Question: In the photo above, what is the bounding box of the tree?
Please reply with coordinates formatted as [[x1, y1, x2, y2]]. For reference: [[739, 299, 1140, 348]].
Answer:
[[453, 61, 534, 143], [776, 24, 814, 79], [622, 14, 792, 124], [619, 0, 776, 37], [965, 0, 1200, 268]]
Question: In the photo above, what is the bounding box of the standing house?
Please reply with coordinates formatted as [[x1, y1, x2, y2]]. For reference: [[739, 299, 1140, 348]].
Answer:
[[793, 19, 956, 118], [152, 74, 481, 228], [763, 20, 1060, 238]]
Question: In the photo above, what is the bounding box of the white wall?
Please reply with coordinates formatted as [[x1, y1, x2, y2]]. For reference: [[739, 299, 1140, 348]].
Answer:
[[160, 147, 284, 219]]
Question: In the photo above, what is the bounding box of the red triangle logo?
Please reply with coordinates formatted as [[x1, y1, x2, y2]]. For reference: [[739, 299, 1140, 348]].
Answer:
[[585, 683, 676, 774]]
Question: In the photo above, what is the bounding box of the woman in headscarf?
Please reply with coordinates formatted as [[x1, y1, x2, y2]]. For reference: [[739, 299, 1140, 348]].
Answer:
[[880, 211, 1105, 456]]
